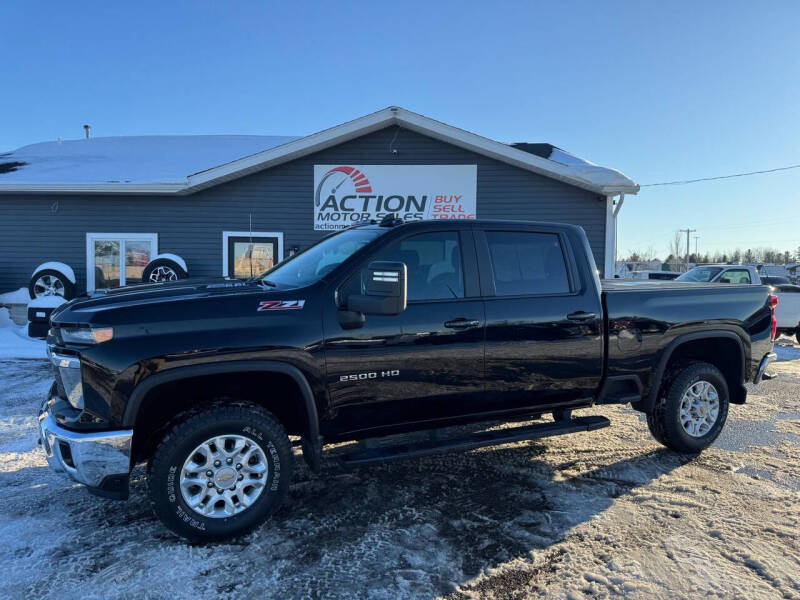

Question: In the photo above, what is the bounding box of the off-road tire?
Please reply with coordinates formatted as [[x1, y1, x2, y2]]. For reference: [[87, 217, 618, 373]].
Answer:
[[141, 258, 187, 283], [147, 403, 293, 542], [646, 362, 729, 453]]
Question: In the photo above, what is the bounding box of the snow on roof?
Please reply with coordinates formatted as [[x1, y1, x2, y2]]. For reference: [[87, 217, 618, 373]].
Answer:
[[0, 135, 300, 185], [0, 108, 639, 195], [510, 143, 633, 192]]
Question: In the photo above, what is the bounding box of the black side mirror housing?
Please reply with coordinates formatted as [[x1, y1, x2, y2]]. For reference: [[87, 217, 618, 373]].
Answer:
[[347, 261, 407, 316]]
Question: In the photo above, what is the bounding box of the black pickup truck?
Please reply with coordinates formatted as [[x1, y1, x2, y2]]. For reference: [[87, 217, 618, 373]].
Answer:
[[39, 218, 777, 541]]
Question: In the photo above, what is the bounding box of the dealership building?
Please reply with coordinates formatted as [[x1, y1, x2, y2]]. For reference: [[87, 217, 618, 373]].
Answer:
[[0, 107, 638, 297]]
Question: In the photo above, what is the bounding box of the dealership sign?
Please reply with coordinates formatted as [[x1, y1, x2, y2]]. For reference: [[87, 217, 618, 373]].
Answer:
[[313, 164, 477, 231]]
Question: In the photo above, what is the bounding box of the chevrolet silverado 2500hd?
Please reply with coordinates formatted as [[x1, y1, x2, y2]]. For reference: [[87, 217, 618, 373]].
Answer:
[[39, 218, 777, 540]]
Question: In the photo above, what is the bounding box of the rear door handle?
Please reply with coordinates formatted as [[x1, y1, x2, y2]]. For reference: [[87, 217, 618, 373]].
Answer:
[[444, 318, 481, 329], [566, 311, 597, 321]]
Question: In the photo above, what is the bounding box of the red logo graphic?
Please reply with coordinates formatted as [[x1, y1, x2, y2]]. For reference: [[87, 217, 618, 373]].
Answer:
[[257, 300, 306, 311], [325, 166, 372, 193], [314, 166, 372, 206]]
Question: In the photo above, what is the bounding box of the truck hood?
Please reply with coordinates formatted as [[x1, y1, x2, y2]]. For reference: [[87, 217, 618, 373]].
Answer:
[[51, 277, 265, 322]]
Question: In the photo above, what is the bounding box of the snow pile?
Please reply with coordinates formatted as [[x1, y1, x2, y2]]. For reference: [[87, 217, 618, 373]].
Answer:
[[31, 261, 75, 283], [28, 296, 66, 309], [0, 308, 46, 359], [0, 135, 301, 185], [0, 287, 29, 305], [149, 253, 187, 272]]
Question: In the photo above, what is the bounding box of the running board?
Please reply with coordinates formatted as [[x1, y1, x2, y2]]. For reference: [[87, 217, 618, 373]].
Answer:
[[340, 415, 611, 468]]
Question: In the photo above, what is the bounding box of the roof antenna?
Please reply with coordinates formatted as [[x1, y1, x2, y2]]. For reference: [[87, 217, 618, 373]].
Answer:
[[83, 124, 91, 139]]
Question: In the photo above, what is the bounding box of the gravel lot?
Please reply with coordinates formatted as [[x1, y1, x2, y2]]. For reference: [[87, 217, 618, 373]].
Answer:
[[1, 341, 799, 599]]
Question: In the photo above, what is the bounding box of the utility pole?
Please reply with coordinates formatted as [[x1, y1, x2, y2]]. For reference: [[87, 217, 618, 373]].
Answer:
[[680, 228, 696, 270], [693, 235, 700, 256]]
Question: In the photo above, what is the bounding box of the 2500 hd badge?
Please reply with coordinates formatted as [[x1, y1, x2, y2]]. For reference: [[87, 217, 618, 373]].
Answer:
[[339, 370, 400, 382]]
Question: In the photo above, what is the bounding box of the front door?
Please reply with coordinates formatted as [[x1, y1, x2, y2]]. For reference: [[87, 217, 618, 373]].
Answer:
[[323, 229, 485, 436], [476, 227, 604, 410]]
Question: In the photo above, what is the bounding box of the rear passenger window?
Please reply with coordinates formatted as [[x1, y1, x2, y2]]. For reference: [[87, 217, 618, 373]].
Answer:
[[719, 269, 751, 284], [486, 231, 570, 296]]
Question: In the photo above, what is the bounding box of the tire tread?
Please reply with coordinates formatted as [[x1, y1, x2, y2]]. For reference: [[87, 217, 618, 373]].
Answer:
[[646, 361, 729, 453], [147, 401, 293, 541]]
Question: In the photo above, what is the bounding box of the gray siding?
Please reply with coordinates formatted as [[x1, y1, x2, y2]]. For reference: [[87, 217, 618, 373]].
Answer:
[[0, 126, 606, 294]]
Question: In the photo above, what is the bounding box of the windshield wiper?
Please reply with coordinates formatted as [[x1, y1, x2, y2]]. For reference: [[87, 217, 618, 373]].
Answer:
[[260, 279, 277, 287]]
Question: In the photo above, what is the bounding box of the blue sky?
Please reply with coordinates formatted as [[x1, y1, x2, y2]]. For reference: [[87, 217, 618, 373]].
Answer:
[[2, 1, 799, 257]]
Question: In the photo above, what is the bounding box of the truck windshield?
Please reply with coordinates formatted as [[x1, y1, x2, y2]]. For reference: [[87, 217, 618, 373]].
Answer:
[[676, 266, 723, 282], [256, 228, 384, 289]]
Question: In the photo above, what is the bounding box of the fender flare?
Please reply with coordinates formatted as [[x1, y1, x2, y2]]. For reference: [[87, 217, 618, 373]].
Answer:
[[644, 330, 746, 412], [123, 361, 321, 451]]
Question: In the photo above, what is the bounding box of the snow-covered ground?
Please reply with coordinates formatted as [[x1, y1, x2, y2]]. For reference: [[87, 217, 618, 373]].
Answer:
[[0, 308, 46, 359], [1, 340, 799, 599]]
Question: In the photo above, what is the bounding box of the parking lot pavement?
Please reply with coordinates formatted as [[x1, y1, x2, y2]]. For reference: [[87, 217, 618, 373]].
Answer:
[[1, 349, 799, 600]]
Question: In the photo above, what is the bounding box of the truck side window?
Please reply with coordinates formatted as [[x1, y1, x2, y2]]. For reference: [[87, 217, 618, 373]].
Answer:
[[340, 232, 465, 303], [486, 231, 570, 296], [719, 269, 751, 284]]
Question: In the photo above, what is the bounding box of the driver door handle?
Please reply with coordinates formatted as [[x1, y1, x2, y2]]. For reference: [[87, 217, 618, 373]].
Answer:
[[566, 311, 597, 321], [444, 318, 481, 329]]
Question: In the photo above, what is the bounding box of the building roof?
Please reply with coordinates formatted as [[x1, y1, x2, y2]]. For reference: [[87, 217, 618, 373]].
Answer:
[[0, 107, 638, 196], [0, 135, 299, 189]]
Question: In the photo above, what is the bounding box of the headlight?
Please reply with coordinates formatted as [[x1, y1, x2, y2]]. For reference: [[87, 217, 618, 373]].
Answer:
[[60, 326, 114, 345]]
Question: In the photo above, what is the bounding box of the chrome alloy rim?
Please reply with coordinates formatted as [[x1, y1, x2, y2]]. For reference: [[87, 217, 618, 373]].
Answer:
[[179, 435, 268, 518], [148, 265, 178, 282], [33, 275, 65, 297], [679, 380, 720, 438]]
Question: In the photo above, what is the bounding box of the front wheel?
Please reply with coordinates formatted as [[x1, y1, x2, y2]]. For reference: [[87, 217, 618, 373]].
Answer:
[[646, 362, 729, 453], [147, 403, 294, 541]]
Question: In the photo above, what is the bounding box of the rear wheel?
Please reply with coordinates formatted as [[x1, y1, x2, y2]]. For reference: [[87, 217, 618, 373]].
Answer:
[[646, 362, 729, 453], [147, 403, 293, 541]]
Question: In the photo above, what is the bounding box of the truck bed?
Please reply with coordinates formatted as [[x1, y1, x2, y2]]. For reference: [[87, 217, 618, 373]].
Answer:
[[601, 279, 774, 404]]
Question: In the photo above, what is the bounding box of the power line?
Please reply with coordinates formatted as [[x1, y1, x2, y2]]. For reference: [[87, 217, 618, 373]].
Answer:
[[641, 163, 800, 187]]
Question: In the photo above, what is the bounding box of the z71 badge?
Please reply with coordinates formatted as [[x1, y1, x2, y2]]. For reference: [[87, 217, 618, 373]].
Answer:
[[257, 300, 305, 311]]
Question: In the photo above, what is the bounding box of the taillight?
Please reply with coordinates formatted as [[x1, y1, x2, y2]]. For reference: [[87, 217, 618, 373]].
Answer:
[[768, 294, 778, 340]]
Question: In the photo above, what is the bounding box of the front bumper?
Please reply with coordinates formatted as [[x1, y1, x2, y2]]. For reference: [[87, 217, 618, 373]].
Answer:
[[754, 351, 778, 384], [38, 401, 133, 497]]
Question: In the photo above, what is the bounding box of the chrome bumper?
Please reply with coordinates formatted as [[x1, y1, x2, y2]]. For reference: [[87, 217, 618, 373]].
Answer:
[[754, 351, 777, 384], [38, 406, 133, 489]]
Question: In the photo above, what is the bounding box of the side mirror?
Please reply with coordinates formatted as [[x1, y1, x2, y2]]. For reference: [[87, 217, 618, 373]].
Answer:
[[347, 261, 407, 316]]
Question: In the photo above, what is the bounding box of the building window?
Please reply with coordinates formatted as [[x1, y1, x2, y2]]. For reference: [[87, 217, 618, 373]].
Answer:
[[222, 231, 284, 279], [86, 233, 158, 290]]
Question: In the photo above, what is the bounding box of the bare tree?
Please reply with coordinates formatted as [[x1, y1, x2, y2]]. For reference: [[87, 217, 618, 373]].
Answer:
[[668, 231, 683, 271]]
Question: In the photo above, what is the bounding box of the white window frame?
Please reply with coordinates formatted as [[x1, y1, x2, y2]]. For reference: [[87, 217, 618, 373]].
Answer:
[[222, 231, 284, 277], [86, 233, 159, 291]]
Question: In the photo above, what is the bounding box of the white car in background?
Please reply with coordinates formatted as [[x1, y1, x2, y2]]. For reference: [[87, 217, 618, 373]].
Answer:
[[676, 264, 761, 284], [677, 265, 800, 343]]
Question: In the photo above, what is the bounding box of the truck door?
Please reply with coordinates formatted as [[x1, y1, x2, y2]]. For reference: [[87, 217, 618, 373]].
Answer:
[[322, 229, 485, 435], [475, 226, 604, 411]]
